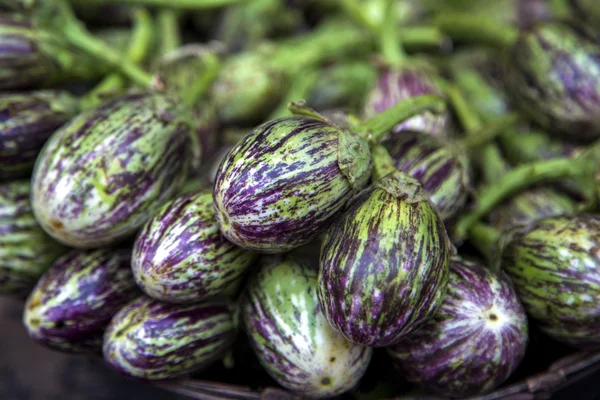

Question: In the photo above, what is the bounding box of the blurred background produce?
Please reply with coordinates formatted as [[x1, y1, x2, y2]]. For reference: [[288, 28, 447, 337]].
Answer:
[[2, 0, 600, 399]]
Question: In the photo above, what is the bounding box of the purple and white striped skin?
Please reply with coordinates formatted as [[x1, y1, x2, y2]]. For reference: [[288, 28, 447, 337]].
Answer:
[[103, 296, 236, 380], [363, 65, 451, 140], [506, 21, 600, 141], [132, 190, 257, 304], [0, 180, 67, 295], [31, 92, 196, 249], [23, 248, 139, 354], [242, 257, 372, 397], [0, 15, 61, 90], [381, 130, 471, 222], [388, 258, 528, 397], [502, 215, 600, 349], [318, 172, 451, 347], [0, 90, 78, 181], [213, 116, 372, 253]]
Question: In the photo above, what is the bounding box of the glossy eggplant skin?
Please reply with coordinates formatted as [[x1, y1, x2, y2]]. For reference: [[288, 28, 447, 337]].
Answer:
[[506, 21, 600, 141], [502, 215, 600, 349], [31, 91, 195, 249], [388, 257, 528, 397], [363, 65, 452, 139], [132, 190, 257, 304], [0, 90, 78, 181], [213, 116, 371, 253], [0, 180, 67, 296], [382, 131, 471, 221], [242, 257, 372, 397], [318, 171, 451, 347], [103, 296, 236, 380], [23, 248, 138, 354]]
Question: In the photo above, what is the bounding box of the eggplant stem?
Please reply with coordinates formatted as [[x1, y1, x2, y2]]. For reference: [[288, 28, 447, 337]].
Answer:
[[434, 13, 517, 49], [157, 9, 181, 55], [356, 94, 446, 143], [458, 113, 519, 150], [468, 222, 502, 271], [454, 156, 597, 240], [81, 7, 153, 108], [59, 5, 153, 87]]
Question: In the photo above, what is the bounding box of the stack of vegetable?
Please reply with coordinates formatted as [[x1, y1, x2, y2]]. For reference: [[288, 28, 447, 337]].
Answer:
[[1, 0, 600, 398]]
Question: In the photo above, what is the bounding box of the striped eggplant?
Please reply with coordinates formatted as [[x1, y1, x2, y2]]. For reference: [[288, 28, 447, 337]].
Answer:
[[132, 190, 257, 304], [363, 65, 452, 139], [0, 180, 66, 296], [242, 257, 372, 397], [0, 14, 63, 90], [0, 90, 78, 181], [506, 21, 600, 141], [31, 91, 197, 249], [103, 296, 236, 380], [388, 257, 528, 397], [23, 248, 139, 354], [0, 13, 105, 90], [488, 187, 576, 231], [213, 116, 371, 253], [381, 130, 471, 221], [501, 215, 600, 349], [318, 171, 452, 347]]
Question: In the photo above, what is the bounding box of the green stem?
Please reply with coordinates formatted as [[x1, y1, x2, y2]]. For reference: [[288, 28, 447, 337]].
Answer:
[[287, 101, 329, 122], [434, 13, 518, 49], [81, 7, 153, 108], [379, 0, 405, 66], [58, 2, 153, 87], [444, 83, 481, 132], [270, 20, 371, 75], [454, 156, 596, 240], [180, 52, 220, 108], [157, 9, 181, 55], [445, 82, 510, 184], [68, 0, 242, 9], [400, 25, 449, 51], [338, 0, 377, 31], [371, 144, 398, 182], [355, 94, 446, 143], [458, 113, 519, 150], [270, 70, 319, 120], [468, 222, 502, 270]]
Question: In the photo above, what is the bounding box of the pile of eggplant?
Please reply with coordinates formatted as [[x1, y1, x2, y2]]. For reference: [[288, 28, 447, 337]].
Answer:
[[1, 0, 600, 398]]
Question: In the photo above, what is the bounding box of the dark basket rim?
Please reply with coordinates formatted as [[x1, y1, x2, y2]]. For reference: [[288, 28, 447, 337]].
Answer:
[[154, 350, 600, 400]]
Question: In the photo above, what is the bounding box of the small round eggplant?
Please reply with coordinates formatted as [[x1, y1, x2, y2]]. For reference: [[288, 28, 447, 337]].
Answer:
[[506, 21, 600, 141], [0, 90, 78, 181], [318, 171, 451, 347], [388, 257, 528, 397], [0, 180, 66, 296], [31, 91, 196, 249], [103, 296, 236, 380], [213, 116, 371, 253], [502, 215, 600, 349], [23, 248, 138, 354], [132, 190, 257, 304], [242, 257, 372, 397]]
